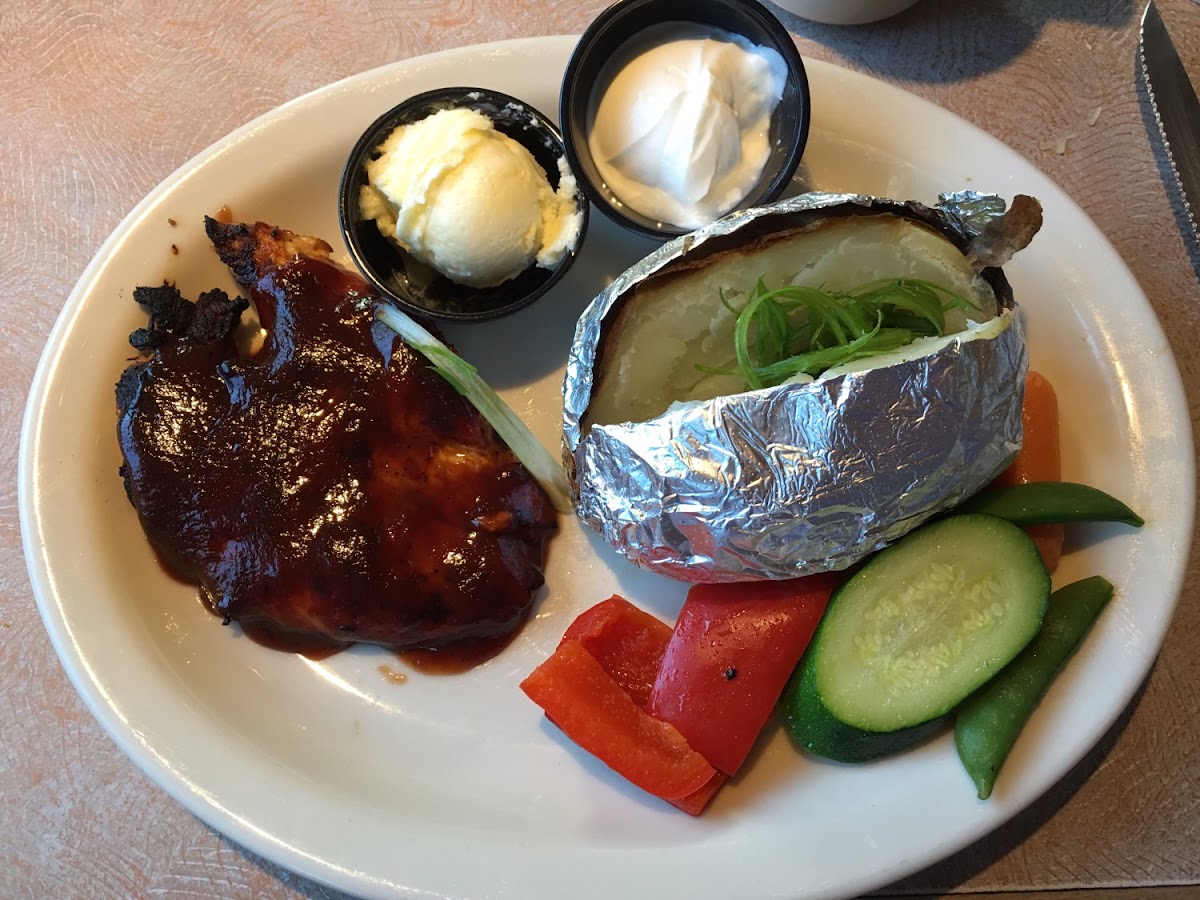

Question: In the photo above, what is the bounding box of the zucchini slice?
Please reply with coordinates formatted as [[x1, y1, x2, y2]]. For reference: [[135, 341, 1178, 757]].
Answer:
[[813, 514, 1050, 732]]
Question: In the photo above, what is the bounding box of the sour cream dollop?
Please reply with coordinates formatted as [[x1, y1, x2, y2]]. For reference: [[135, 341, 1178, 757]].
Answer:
[[587, 24, 788, 230]]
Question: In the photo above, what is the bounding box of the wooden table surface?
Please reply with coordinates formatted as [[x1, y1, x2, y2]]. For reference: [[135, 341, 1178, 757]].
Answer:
[[3, 1, 1198, 897]]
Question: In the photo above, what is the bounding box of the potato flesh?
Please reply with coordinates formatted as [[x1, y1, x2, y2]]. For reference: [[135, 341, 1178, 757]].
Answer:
[[586, 216, 999, 428]]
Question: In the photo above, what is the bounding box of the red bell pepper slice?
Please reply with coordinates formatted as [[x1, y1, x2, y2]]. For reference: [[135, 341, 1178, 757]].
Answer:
[[670, 771, 728, 816], [520, 640, 718, 801], [558, 596, 729, 814], [559, 595, 673, 710], [647, 572, 844, 776]]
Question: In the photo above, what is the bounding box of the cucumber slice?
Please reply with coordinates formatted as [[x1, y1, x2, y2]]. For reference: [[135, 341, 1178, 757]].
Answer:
[[781, 650, 946, 763], [814, 514, 1050, 732]]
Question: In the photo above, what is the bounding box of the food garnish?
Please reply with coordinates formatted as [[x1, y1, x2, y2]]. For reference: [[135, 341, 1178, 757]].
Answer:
[[701, 275, 978, 390], [375, 304, 573, 513]]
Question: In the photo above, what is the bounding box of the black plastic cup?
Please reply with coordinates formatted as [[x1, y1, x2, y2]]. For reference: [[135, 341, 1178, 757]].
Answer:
[[560, 0, 811, 240], [339, 87, 589, 323]]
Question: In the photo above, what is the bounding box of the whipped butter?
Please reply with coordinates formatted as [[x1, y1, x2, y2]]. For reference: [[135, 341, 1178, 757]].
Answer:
[[361, 108, 582, 288], [587, 24, 788, 230]]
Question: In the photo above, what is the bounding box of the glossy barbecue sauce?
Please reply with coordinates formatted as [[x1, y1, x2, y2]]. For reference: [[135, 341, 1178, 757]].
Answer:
[[118, 226, 556, 664], [398, 631, 518, 674]]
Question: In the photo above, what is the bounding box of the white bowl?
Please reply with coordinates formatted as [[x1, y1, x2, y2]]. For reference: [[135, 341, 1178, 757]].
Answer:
[[770, 0, 918, 25]]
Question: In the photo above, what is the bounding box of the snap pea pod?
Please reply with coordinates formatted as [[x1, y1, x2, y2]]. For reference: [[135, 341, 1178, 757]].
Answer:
[[954, 575, 1114, 799], [961, 482, 1143, 527]]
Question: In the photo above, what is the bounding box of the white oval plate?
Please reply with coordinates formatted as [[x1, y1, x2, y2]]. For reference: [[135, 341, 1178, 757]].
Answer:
[[20, 36, 1194, 900]]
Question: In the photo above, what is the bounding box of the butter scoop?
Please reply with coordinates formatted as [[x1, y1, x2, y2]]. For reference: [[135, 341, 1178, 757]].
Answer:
[[339, 86, 589, 323], [361, 108, 582, 288]]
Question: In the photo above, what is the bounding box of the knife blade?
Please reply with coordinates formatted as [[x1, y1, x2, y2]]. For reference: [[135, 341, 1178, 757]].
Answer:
[[1140, 0, 1200, 238]]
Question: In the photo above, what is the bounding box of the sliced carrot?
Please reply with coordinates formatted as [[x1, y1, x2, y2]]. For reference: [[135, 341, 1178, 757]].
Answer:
[[993, 371, 1064, 571], [1027, 524, 1064, 572], [995, 371, 1061, 485]]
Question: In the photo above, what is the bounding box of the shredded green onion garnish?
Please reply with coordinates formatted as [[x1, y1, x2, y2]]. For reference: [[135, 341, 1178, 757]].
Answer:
[[701, 277, 978, 390], [375, 305, 573, 514]]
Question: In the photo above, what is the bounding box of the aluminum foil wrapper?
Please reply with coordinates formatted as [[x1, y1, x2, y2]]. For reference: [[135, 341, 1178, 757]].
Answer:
[[563, 192, 1029, 582]]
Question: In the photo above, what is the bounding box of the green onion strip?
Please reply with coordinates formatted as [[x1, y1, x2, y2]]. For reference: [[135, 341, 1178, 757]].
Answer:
[[376, 305, 574, 514], [701, 277, 978, 390]]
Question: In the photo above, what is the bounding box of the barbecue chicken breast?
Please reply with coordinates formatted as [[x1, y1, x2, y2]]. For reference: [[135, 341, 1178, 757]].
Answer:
[[116, 218, 556, 653]]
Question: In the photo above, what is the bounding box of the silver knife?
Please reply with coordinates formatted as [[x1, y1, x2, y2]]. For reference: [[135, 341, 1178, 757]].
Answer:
[[1140, 0, 1200, 238]]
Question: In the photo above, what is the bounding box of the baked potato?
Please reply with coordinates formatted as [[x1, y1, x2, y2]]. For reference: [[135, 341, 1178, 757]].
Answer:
[[562, 192, 1037, 582]]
